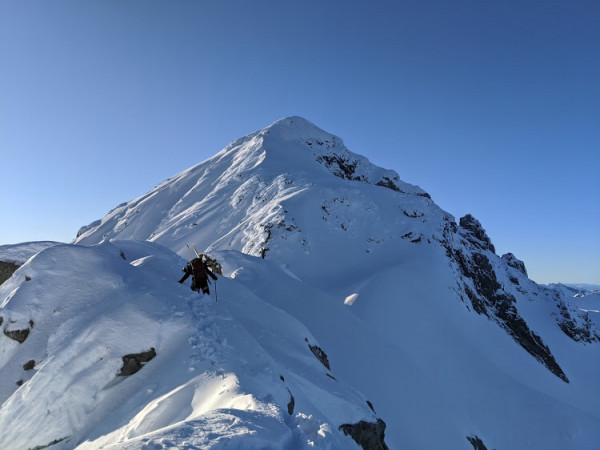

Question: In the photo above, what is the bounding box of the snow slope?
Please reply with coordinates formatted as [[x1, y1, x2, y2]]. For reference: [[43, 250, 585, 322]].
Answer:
[[0, 241, 62, 284], [0, 241, 62, 265], [0, 241, 378, 449], [2, 117, 599, 449]]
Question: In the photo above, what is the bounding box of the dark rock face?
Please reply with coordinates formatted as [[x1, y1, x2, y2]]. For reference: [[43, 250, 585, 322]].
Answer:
[[118, 348, 156, 376], [375, 176, 406, 193], [452, 247, 568, 383], [467, 435, 488, 450], [30, 437, 69, 449], [501, 253, 528, 276], [442, 220, 569, 383], [556, 301, 600, 343], [459, 214, 496, 253], [23, 359, 36, 371], [339, 419, 389, 450], [4, 326, 31, 344], [305, 338, 331, 370], [316, 154, 366, 182], [313, 148, 432, 199], [0, 261, 20, 285], [287, 388, 295, 415]]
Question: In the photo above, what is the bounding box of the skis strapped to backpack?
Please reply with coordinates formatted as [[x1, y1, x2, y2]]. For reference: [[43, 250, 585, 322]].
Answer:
[[186, 243, 218, 302], [192, 243, 201, 259]]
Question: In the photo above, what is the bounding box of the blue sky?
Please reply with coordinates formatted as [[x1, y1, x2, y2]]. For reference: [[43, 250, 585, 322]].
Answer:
[[1, 0, 598, 284]]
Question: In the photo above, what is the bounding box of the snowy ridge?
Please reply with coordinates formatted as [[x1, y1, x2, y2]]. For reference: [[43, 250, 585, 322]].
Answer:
[[0, 241, 62, 265], [2, 117, 599, 449], [0, 242, 379, 449]]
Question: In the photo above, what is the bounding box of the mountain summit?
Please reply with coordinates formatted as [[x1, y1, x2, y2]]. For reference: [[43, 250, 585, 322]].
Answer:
[[1, 117, 599, 449], [75, 116, 436, 276]]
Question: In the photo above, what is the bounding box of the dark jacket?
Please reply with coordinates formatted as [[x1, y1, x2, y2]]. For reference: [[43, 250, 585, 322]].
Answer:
[[179, 258, 217, 293]]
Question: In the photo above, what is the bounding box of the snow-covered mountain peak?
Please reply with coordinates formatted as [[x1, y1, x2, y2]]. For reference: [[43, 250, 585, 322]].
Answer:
[[259, 116, 425, 196], [74, 117, 436, 271], [262, 116, 337, 143], [2, 117, 600, 449]]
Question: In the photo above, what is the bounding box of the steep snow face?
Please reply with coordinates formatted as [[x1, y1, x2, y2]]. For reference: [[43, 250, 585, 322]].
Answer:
[[0, 242, 380, 449]]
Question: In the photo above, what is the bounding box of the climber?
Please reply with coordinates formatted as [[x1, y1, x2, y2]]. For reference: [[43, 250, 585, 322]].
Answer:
[[178, 254, 218, 295]]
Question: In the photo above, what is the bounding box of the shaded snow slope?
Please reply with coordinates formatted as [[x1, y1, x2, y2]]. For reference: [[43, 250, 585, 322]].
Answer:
[[220, 246, 600, 449]]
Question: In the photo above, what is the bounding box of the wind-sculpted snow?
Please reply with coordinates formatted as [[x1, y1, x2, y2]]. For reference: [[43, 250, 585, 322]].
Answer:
[[0, 242, 382, 449], [3, 117, 598, 449], [0, 241, 62, 285]]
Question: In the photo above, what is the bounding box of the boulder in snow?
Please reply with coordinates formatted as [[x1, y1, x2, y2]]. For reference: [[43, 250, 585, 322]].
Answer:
[[0, 261, 20, 285], [339, 418, 389, 450], [3, 319, 34, 344], [118, 348, 156, 376], [305, 338, 331, 370]]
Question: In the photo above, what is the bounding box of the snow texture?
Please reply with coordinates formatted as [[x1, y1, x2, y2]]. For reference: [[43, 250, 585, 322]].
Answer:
[[1, 116, 599, 449]]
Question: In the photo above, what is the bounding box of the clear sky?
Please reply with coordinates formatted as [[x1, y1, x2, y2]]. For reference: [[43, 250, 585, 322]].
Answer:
[[1, 0, 598, 284]]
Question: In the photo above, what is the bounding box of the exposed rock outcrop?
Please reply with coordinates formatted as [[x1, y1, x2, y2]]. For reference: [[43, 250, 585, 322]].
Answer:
[[316, 153, 366, 182], [556, 300, 600, 343], [3, 320, 34, 344], [459, 214, 495, 253], [0, 261, 20, 285], [339, 419, 389, 450], [118, 348, 156, 376], [501, 252, 527, 276], [305, 338, 331, 370], [31, 437, 69, 449], [442, 218, 569, 383], [467, 434, 488, 450], [286, 388, 295, 415], [376, 176, 402, 192]]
